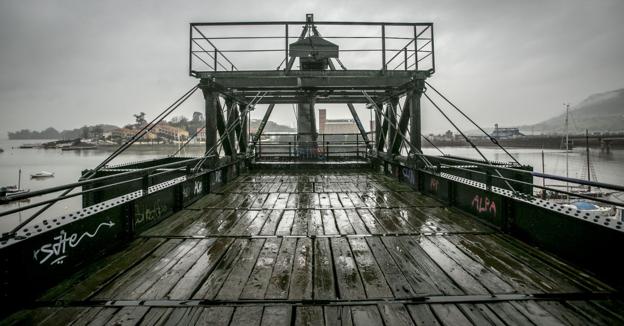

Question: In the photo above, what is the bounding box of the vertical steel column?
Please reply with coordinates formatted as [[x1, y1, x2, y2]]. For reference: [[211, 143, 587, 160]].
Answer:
[[202, 86, 218, 155], [413, 26, 419, 71], [381, 24, 387, 71], [297, 93, 317, 153], [284, 24, 289, 70], [225, 98, 237, 155], [410, 80, 425, 152], [391, 98, 411, 155], [386, 97, 398, 153], [238, 103, 248, 153], [374, 102, 382, 151]]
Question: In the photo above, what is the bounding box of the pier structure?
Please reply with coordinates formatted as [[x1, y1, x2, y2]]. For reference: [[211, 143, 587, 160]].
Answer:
[[2, 15, 624, 325]]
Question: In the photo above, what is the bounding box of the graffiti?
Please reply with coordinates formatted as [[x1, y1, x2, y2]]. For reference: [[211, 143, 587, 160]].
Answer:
[[471, 194, 497, 216], [430, 178, 439, 192], [135, 201, 167, 226], [183, 180, 203, 199], [33, 221, 115, 265], [211, 170, 223, 187], [401, 168, 416, 186]]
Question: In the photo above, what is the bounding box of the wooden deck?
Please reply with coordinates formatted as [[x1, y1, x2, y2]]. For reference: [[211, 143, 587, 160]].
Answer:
[[4, 169, 624, 325]]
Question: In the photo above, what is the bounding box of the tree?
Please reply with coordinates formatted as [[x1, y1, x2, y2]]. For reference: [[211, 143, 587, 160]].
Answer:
[[134, 112, 147, 126], [192, 111, 204, 122], [92, 125, 104, 140], [80, 126, 90, 139]]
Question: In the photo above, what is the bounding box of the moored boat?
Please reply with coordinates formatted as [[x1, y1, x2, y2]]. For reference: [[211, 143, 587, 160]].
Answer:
[[31, 171, 54, 178]]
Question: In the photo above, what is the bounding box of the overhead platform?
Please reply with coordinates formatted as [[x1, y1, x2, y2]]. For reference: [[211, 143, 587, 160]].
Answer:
[[5, 169, 623, 325]]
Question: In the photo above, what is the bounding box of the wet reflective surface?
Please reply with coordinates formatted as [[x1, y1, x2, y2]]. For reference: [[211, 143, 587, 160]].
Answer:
[[5, 169, 624, 325]]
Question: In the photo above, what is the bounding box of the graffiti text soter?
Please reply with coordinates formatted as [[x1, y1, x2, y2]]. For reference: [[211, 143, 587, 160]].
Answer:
[[33, 221, 115, 266]]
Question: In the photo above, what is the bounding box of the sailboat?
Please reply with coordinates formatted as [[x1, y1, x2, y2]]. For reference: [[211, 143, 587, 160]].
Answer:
[[1, 169, 30, 199]]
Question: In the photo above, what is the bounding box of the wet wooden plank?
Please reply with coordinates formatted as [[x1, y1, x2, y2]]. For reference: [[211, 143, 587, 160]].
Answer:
[[230, 306, 264, 326], [378, 304, 415, 326], [289, 238, 313, 300], [324, 306, 353, 326], [366, 237, 416, 298], [261, 306, 292, 326], [241, 238, 282, 300], [94, 239, 184, 300], [216, 239, 265, 300], [314, 237, 336, 300], [138, 307, 172, 325], [510, 301, 566, 326], [41, 237, 166, 301], [228, 210, 260, 235], [418, 236, 488, 295], [105, 306, 150, 326], [296, 306, 324, 326], [141, 239, 216, 299], [457, 303, 506, 325], [351, 305, 384, 326], [383, 236, 458, 295], [291, 210, 309, 235], [356, 209, 386, 234], [345, 209, 369, 234], [260, 209, 283, 235], [334, 209, 356, 234], [487, 302, 534, 326], [308, 209, 324, 236], [348, 238, 393, 299], [430, 304, 473, 325], [265, 238, 297, 299], [331, 237, 366, 300], [406, 304, 440, 326], [193, 239, 247, 299], [275, 210, 295, 235], [168, 238, 233, 299], [197, 306, 234, 325], [322, 209, 339, 235]]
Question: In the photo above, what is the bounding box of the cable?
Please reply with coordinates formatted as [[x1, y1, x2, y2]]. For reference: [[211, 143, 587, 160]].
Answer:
[[424, 82, 521, 165], [423, 92, 516, 192]]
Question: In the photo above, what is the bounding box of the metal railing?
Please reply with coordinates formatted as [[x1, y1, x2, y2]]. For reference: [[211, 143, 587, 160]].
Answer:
[[189, 20, 434, 74], [254, 133, 369, 160]]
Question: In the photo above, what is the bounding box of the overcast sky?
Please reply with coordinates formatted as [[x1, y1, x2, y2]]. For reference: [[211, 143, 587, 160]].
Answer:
[[1, 0, 623, 138]]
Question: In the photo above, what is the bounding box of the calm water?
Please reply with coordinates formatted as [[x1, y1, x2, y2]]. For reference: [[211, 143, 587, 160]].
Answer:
[[1, 139, 623, 232]]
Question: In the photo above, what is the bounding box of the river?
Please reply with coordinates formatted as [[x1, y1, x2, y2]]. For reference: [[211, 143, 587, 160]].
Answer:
[[1, 139, 623, 233]]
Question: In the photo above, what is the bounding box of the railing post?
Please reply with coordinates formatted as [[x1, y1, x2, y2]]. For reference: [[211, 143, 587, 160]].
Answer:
[[485, 168, 493, 191], [381, 24, 386, 71], [289, 142, 292, 158], [142, 171, 150, 194], [213, 49, 218, 71], [404, 48, 408, 70], [356, 137, 359, 158], [326, 141, 330, 159]]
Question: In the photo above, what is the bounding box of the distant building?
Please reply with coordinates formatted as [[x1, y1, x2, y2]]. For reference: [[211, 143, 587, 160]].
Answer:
[[195, 128, 206, 142], [318, 109, 359, 134], [492, 124, 524, 139], [152, 122, 189, 141], [112, 128, 157, 141]]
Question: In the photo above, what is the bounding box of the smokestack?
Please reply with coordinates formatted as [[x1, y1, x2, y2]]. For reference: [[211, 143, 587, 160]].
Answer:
[[319, 108, 326, 134]]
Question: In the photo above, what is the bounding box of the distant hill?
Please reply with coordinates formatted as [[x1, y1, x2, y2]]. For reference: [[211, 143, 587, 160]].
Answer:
[[249, 119, 295, 133], [520, 88, 624, 134], [8, 124, 119, 140]]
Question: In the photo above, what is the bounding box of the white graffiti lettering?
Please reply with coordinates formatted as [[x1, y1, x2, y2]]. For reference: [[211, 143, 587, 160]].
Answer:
[[135, 201, 167, 226], [33, 221, 115, 265]]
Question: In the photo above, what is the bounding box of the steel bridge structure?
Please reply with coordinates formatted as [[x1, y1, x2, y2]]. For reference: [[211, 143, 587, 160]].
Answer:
[[1, 15, 624, 325]]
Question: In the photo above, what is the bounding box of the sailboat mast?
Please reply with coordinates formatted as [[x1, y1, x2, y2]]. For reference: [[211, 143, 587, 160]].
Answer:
[[565, 103, 570, 201], [586, 129, 590, 192]]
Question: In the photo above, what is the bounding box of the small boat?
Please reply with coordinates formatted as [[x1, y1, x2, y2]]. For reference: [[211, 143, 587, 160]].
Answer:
[[61, 145, 97, 151], [31, 171, 55, 178], [562, 201, 613, 217]]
